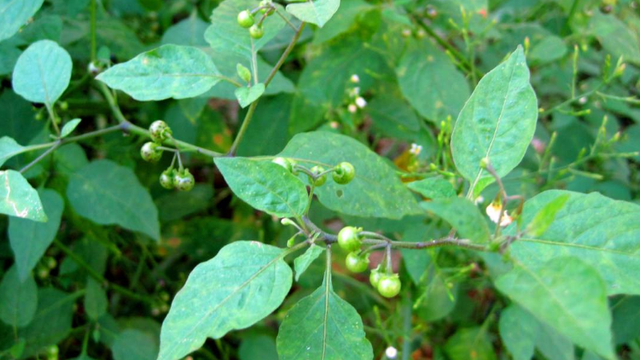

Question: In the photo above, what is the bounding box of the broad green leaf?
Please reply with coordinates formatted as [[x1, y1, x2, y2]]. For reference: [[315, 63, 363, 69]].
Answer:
[[18, 288, 75, 358], [12, 40, 72, 107], [286, 0, 340, 27], [407, 178, 456, 199], [60, 118, 81, 138], [235, 83, 265, 108], [0, 170, 47, 222], [0, 136, 25, 167], [0, 266, 38, 328], [66, 160, 160, 240], [313, 0, 373, 44], [535, 317, 575, 360], [236, 94, 292, 157], [156, 184, 214, 222], [84, 278, 108, 321], [276, 271, 373, 360], [499, 305, 536, 360], [420, 198, 490, 243], [0, 0, 44, 42], [367, 93, 421, 139], [451, 46, 537, 194], [214, 157, 309, 218], [96, 45, 220, 101], [496, 257, 615, 359], [0, 91, 44, 145], [529, 36, 567, 64], [444, 327, 497, 360], [279, 131, 421, 219], [294, 244, 324, 281], [9, 189, 64, 281], [397, 39, 470, 122], [161, 13, 209, 47], [415, 274, 457, 322], [590, 11, 640, 65], [0, 44, 21, 76], [525, 193, 569, 237], [159, 241, 292, 360], [510, 190, 640, 295], [612, 296, 640, 344], [113, 329, 158, 360]]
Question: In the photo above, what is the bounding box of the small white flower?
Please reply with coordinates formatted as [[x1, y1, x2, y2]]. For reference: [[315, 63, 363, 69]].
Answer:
[[330, 121, 339, 129], [348, 104, 358, 113], [353, 87, 360, 95], [579, 96, 587, 104], [385, 346, 398, 359], [350, 74, 360, 83], [409, 143, 422, 156], [474, 195, 485, 205], [486, 202, 513, 227], [355, 97, 367, 108]]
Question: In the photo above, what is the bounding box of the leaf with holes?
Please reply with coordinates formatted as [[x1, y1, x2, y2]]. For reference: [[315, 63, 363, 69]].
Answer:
[[451, 46, 537, 195], [158, 241, 292, 360]]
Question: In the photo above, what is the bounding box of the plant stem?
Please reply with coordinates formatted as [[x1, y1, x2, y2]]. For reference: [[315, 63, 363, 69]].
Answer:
[[90, 0, 97, 61], [19, 142, 60, 174], [228, 22, 307, 156], [413, 17, 484, 79], [98, 83, 224, 158], [540, 82, 605, 115], [54, 239, 156, 305]]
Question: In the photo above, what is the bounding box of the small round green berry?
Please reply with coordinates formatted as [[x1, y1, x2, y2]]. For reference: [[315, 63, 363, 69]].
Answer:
[[174, 169, 195, 192], [159, 169, 175, 189], [249, 24, 264, 39], [369, 267, 383, 287], [149, 120, 171, 143], [310, 165, 327, 186], [377, 274, 402, 298], [332, 162, 355, 184], [140, 142, 163, 162], [345, 252, 369, 273], [337, 226, 362, 252], [272, 157, 294, 173], [237, 10, 255, 28]]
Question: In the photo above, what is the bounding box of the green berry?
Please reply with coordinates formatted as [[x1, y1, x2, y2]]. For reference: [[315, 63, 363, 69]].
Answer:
[[377, 274, 402, 298], [332, 162, 355, 184], [337, 226, 362, 252], [237, 10, 255, 28], [149, 120, 171, 143], [369, 267, 383, 287], [174, 169, 195, 192], [140, 142, 163, 162], [310, 165, 327, 186], [249, 24, 264, 39], [159, 169, 175, 189], [345, 252, 369, 273]]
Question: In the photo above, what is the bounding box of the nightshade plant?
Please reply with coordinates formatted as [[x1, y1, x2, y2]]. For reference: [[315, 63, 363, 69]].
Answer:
[[1, 0, 640, 360]]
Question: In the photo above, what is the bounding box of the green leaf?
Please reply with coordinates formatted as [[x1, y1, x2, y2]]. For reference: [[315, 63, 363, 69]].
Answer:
[[12, 40, 72, 107], [451, 46, 537, 194], [279, 131, 421, 219], [529, 35, 568, 64], [113, 329, 158, 360], [84, 278, 108, 321], [0, 0, 44, 42], [96, 45, 220, 101], [590, 11, 640, 65], [444, 327, 497, 360], [60, 118, 82, 138], [0, 170, 47, 222], [415, 274, 457, 322], [18, 288, 75, 358], [367, 93, 421, 139], [612, 296, 640, 344], [496, 257, 615, 359], [0, 266, 38, 328], [510, 190, 640, 295], [499, 305, 536, 360], [276, 270, 373, 360], [407, 178, 456, 199], [214, 157, 309, 218], [9, 189, 64, 281], [66, 160, 160, 240], [159, 241, 292, 360], [294, 244, 324, 281], [156, 184, 214, 222], [420, 197, 490, 243], [312, 0, 373, 44], [525, 193, 569, 237], [239, 335, 279, 360], [0, 136, 25, 167], [397, 39, 470, 122], [235, 83, 265, 108], [286, 0, 340, 27]]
